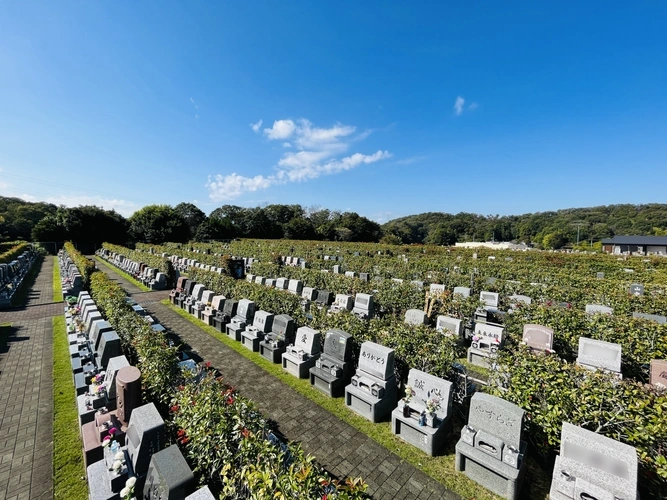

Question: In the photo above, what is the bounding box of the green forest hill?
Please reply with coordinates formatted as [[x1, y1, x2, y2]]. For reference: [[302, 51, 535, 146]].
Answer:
[[1, 195, 666, 249]]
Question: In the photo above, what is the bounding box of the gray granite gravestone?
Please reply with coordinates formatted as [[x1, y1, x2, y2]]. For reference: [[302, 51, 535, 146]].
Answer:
[[241, 310, 274, 352], [585, 304, 613, 316], [310, 329, 354, 397], [345, 342, 397, 422], [480, 291, 499, 309], [226, 298, 256, 341], [468, 322, 504, 368], [549, 422, 638, 500], [282, 326, 322, 378], [453, 286, 471, 298], [405, 309, 427, 326], [352, 293, 374, 319], [633, 311, 667, 324], [96, 331, 121, 369], [259, 314, 296, 363], [429, 283, 446, 295], [456, 393, 527, 499], [143, 445, 195, 499], [436, 316, 462, 337], [287, 279, 303, 295], [301, 286, 317, 301], [522, 324, 554, 354], [330, 293, 354, 313], [576, 337, 622, 377], [90, 320, 114, 352], [392, 368, 453, 455], [629, 283, 644, 296]]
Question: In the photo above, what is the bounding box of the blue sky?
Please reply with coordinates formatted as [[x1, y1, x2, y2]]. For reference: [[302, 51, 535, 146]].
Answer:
[[1, 2, 666, 221]]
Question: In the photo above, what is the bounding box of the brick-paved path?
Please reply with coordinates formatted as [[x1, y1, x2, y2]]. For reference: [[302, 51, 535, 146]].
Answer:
[[0, 257, 55, 500], [93, 261, 460, 500]]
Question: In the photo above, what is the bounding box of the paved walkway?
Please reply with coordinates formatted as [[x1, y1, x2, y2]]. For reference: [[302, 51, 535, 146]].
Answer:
[[0, 257, 55, 500], [96, 260, 459, 500]]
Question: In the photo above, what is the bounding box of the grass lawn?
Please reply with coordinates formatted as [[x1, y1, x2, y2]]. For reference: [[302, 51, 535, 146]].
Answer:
[[52, 255, 63, 303], [162, 300, 552, 499], [94, 257, 151, 292], [52, 316, 87, 500]]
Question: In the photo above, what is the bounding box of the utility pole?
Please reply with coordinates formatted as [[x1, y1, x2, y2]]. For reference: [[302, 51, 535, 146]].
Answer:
[[570, 221, 587, 245]]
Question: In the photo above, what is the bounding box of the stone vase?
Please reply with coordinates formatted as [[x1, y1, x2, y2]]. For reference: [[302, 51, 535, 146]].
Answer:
[[426, 413, 435, 427]]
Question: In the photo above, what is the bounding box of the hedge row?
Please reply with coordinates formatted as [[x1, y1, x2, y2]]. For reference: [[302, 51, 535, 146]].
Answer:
[[0, 241, 31, 264], [101, 243, 176, 287], [87, 270, 367, 498], [63, 242, 96, 288]]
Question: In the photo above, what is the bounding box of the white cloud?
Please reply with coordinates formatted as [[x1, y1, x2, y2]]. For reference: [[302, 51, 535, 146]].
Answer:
[[264, 119, 296, 140], [190, 97, 199, 109], [250, 119, 263, 133], [468, 102, 479, 111], [454, 96, 465, 116], [207, 117, 391, 202], [396, 155, 428, 165]]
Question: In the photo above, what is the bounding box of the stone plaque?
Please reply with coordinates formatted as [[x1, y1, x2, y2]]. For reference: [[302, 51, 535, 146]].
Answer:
[[358, 342, 395, 380], [522, 324, 554, 352], [650, 359, 667, 388]]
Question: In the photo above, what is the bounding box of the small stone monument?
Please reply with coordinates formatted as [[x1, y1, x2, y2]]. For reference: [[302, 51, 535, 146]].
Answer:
[[456, 393, 527, 499], [310, 329, 354, 397], [241, 310, 274, 352], [521, 324, 554, 354], [143, 445, 195, 499], [549, 422, 638, 500], [436, 316, 462, 337], [633, 311, 667, 324], [352, 293, 374, 319], [650, 359, 667, 388], [259, 314, 296, 363], [282, 326, 322, 378], [404, 309, 427, 326], [468, 323, 504, 368], [576, 337, 622, 378], [453, 286, 471, 298], [392, 368, 453, 456], [585, 304, 613, 316], [345, 342, 397, 422], [226, 298, 256, 341]]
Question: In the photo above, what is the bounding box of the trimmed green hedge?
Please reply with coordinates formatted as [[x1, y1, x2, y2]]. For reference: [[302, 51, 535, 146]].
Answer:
[[63, 242, 96, 289]]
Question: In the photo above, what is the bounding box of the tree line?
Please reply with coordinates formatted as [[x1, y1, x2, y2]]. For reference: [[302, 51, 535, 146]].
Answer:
[[2, 195, 666, 249]]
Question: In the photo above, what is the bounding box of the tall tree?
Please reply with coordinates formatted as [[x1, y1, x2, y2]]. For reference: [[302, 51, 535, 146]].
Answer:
[[174, 202, 207, 240], [128, 204, 189, 244]]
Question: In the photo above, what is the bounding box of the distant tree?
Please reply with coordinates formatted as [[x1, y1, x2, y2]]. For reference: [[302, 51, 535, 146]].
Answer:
[[128, 205, 189, 244], [31, 205, 128, 247], [283, 217, 316, 240], [542, 230, 569, 249], [379, 233, 402, 245], [174, 203, 207, 240]]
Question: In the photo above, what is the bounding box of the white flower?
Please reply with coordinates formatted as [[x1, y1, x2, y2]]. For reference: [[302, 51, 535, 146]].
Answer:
[[126, 477, 137, 488], [115, 451, 125, 461], [120, 487, 130, 497], [112, 460, 122, 472]]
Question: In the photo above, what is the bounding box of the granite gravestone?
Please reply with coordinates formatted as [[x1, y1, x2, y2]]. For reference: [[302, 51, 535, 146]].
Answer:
[[241, 310, 274, 352], [301, 286, 317, 301], [310, 329, 354, 397], [330, 294, 354, 313], [282, 326, 322, 378], [259, 314, 295, 363], [436, 316, 462, 337], [629, 283, 644, 296], [453, 286, 471, 298], [345, 342, 397, 422], [404, 309, 427, 326], [585, 304, 613, 316], [633, 311, 667, 324], [226, 299, 256, 341], [576, 337, 622, 378], [522, 324, 554, 354], [143, 445, 195, 499], [480, 291, 499, 309], [549, 422, 638, 500], [429, 284, 446, 296], [456, 393, 527, 499], [468, 323, 505, 368], [391, 368, 453, 456], [649, 359, 667, 388], [352, 293, 373, 319]]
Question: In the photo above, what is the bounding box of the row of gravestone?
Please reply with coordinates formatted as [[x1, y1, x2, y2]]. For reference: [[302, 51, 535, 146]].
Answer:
[[97, 250, 168, 290], [63, 285, 215, 499], [166, 253, 254, 276], [0, 246, 38, 308], [245, 273, 376, 320]]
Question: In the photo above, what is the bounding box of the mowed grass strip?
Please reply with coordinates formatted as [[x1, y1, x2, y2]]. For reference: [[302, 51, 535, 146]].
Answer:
[[52, 255, 63, 302], [52, 315, 87, 500], [161, 300, 552, 499], [95, 257, 151, 292]]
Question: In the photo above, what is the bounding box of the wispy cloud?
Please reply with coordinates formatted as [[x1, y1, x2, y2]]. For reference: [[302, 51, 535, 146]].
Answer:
[[250, 119, 263, 133], [207, 118, 391, 201], [454, 96, 465, 116], [396, 155, 428, 166], [189, 97, 199, 109], [17, 193, 140, 217], [454, 96, 478, 116]]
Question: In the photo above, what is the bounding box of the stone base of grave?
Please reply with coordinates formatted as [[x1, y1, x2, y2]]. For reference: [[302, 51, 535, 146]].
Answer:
[[77, 395, 117, 426], [391, 408, 450, 456], [575, 361, 623, 379], [212, 318, 226, 333], [241, 332, 263, 352], [467, 347, 498, 369], [455, 440, 526, 500], [345, 385, 396, 423], [186, 486, 216, 499], [310, 369, 348, 398], [226, 323, 244, 342], [259, 342, 285, 364], [82, 412, 127, 468], [282, 353, 318, 379]]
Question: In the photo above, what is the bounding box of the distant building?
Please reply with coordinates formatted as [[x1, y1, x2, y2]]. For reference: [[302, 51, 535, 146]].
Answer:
[[601, 235, 667, 255], [454, 241, 531, 250]]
